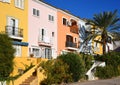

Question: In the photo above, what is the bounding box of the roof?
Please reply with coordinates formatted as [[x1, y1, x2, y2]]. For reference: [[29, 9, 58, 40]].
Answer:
[[37, 0, 81, 19]]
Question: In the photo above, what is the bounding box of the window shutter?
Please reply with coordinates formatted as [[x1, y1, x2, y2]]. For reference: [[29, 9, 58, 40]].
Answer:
[[6, 0, 11, 3], [2, 0, 6, 2], [21, 0, 24, 9], [44, 29, 46, 36], [15, 19, 18, 28], [39, 28, 42, 41], [7, 17, 12, 35], [15, 0, 18, 7], [37, 10, 39, 16], [15, 19, 19, 36], [7, 17, 11, 26]]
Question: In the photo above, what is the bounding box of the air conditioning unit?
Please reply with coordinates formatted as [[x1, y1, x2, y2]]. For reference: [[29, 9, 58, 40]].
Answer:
[[67, 21, 72, 26]]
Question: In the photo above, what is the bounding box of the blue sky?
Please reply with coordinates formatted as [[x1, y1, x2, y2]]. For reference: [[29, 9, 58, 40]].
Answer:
[[44, 0, 120, 19]]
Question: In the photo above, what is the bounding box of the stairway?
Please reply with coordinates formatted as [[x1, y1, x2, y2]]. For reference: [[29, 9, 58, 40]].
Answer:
[[20, 75, 36, 85]]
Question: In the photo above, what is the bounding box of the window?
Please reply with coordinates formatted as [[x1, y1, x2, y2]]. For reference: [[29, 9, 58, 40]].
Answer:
[[32, 48, 40, 57], [33, 8, 39, 17], [75, 38, 77, 42], [7, 17, 19, 36], [0, 81, 6, 85], [48, 15, 54, 21], [0, 0, 10, 3], [52, 32, 54, 37], [45, 48, 52, 59], [13, 45, 21, 57], [63, 18, 67, 25], [15, 0, 24, 9]]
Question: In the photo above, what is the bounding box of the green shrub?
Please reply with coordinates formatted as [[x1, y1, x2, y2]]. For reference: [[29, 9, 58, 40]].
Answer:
[[95, 51, 120, 79], [58, 53, 85, 82], [80, 53, 94, 79], [40, 59, 72, 85], [95, 65, 113, 79], [80, 53, 93, 73], [0, 33, 15, 82]]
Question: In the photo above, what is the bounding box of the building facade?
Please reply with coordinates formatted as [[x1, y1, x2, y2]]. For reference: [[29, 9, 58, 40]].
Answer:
[[28, 0, 58, 59], [0, 0, 28, 57], [57, 9, 80, 55]]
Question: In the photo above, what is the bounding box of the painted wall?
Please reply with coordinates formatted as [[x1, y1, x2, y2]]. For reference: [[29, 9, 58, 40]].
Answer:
[[93, 36, 103, 55], [28, 0, 58, 58], [57, 9, 80, 55], [0, 0, 28, 57]]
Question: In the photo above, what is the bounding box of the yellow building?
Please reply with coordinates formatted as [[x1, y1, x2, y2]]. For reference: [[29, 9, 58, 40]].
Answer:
[[0, 0, 28, 57], [93, 36, 103, 55], [0, 1, 45, 85], [90, 26, 103, 55]]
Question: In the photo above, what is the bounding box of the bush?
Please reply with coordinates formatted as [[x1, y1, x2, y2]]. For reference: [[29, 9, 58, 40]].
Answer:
[[40, 59, 72, 85], [80, 53, 94, 79], [80, 53, 93, 73], [95, 65, 113, 79], [95, 52, 120, 79], [0, 33, 15, 82], [58, 53, 85, 82]]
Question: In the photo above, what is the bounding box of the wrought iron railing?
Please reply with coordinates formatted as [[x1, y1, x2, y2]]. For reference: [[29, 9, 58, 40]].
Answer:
[[66, 41, 77, 48], [6, 26, 23, 37]]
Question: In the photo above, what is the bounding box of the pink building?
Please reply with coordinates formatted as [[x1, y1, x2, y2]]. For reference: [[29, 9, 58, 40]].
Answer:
[[28, 0, 57, 59]]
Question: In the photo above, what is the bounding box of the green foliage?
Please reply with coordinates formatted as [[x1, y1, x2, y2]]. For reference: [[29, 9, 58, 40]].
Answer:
[[58, 53, 85, 82], [85, 10, 120, 54], [95, 52, 120, 79], [80, 53, 94, 76], [95, 65, 113, 79], [40, 59, 72, 85], [22, 63, 35, 74], [0, 33, 15, 82]]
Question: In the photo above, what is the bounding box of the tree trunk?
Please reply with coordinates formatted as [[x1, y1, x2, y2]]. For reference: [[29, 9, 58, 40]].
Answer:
[[103, 41, 106, 54], [102, 32, 107, 55]]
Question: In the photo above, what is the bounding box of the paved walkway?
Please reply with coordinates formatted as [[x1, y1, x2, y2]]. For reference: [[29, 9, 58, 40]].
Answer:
[[67, 77, 120, 85]]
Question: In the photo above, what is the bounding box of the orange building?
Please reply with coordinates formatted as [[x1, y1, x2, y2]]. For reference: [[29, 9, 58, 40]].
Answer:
[[57, 9, 80, 55]]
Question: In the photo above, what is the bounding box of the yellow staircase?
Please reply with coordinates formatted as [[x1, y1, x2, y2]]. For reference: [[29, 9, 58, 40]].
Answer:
[[20, 75, 37, 85]]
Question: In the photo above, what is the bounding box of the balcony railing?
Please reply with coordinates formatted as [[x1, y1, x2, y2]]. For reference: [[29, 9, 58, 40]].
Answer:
[[66, 41, 77, 48], [38, 36, 52, 46], [6, 26, 23, 38]]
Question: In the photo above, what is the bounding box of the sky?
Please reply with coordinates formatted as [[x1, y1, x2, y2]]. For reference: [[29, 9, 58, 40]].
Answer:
[[44, 0, 120, 19]]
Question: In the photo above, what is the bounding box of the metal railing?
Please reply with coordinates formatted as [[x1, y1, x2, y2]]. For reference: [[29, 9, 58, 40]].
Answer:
[[5, 26, 23, 37], [66, 41, 77, 48]]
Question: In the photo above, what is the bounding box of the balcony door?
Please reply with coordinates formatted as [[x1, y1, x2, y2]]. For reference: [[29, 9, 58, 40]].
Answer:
[[11, 19, 15, 35], [7, 17, 18, 36], [66, 35, 73, 42]]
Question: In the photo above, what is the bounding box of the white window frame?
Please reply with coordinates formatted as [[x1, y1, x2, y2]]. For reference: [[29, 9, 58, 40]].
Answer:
[[0, 81, 6, 85], [30, 47, 40, 57], [33, 8, 40, 17], [48, 15, 54, 22], [7, 17, 19, 36], [15, 0, 24, 9], [62, 17, 68, 26], [13, 45, 22, 57], [0, 0, 10, 3]]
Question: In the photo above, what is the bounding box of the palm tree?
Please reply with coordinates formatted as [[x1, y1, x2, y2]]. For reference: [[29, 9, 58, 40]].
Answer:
[[85, 10, 120, 54]]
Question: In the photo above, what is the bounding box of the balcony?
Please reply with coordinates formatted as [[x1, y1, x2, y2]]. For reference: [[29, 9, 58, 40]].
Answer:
[[66, 41, 78, 50], [6, 26, 23, 40], [38, 36, 52, 47], [70, 25, 78, 34]]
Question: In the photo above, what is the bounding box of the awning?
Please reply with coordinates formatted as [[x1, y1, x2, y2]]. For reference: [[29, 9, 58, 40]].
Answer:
[[12, 41, 29, 46]]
